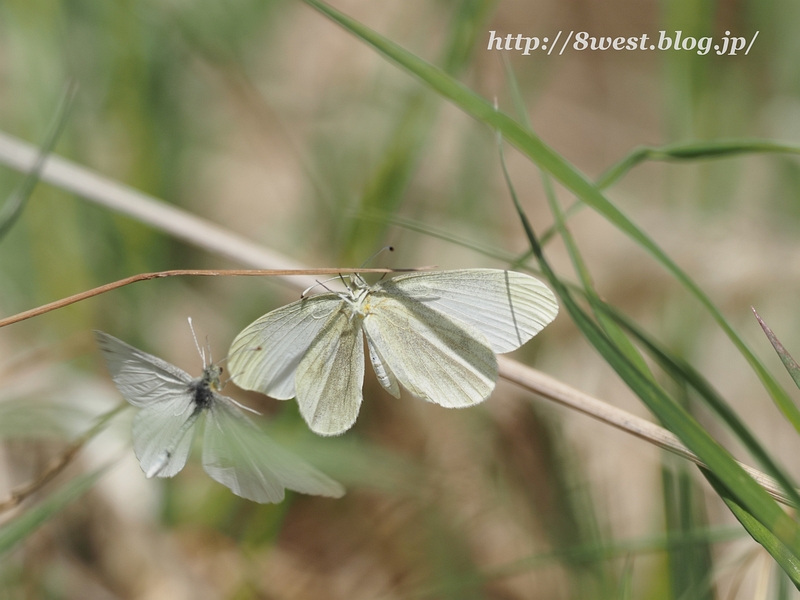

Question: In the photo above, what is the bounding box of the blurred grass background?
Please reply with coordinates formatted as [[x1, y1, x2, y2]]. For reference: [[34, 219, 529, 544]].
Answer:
[[1, 0, 800, 597]]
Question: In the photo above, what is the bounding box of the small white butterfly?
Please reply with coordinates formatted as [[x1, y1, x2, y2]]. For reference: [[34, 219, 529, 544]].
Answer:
[[95, 328, 345, 503], [228, 269, 558, 436]]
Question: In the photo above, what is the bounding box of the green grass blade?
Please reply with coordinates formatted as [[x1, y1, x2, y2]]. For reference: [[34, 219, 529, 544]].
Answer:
[[705, 471, 800, 589], [607, 305, 800, 509], [662, 461, 715, 600], [0, 82, 76, 242], [544, 139, 800, 236], [777, 562, 792, 600], [597, 139, 800, 191], [616, 558, 634, 600], [503, 51, 653, 381], [300, 0, 800, 434], [504, 163, 800, 565], [0, 466, 108, 555], [537, 163, 655, 382]]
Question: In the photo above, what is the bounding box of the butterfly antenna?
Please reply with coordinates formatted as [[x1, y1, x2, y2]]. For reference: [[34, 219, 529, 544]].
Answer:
[[360, 245, 394, 269], [205, 336, 213, 365], [353, 246, 394, 286], [188, 317, 206, 368]]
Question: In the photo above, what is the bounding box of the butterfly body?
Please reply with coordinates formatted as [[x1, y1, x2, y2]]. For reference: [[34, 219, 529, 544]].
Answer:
[[187, 365, 222, 411], [229, 269, 559, 436]]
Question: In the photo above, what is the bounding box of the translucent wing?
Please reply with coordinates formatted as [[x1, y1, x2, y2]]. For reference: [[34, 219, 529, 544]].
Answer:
[[363, 295, 497, 408], [228, 295, 344, 399], [132, 395, 199, 478], [95, 330, 192, 407], [374, 269, 558, 354], [203, 396, 345, 503], [295, 309, 365, 436]]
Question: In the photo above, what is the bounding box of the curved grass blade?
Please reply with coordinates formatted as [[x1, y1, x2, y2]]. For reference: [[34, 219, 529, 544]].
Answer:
[[0, 403, 127, 513], [0, 398, 91, 441], [0, 466, 108, 555], [496, 62, 799, 508], [540, 139, 800, 241], [503, 154, 800, 564], [551, 215, 800, 520], [533, 153, 655, 382], [0, 82, 77, 242], [597, 139, 800, 191], [300, 0, 800, 434]]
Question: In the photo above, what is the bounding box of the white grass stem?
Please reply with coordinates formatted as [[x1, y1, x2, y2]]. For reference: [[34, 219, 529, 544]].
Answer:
[[0, 132, 317, 290], [499, 357, 793, 507]]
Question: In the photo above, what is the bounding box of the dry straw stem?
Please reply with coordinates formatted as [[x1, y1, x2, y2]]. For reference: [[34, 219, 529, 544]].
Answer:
[[0, 267, 426, 329], [498, 358, 793, 507], [0, 131, 794, 507]]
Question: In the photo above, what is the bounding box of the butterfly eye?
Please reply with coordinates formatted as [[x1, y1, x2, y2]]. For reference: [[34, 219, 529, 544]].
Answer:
[[220, 367, 224, 374]]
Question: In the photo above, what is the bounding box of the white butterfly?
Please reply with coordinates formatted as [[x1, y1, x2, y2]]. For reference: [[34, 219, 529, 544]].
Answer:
[[228, 269, 558, 436], [95, 329, 345, 503]]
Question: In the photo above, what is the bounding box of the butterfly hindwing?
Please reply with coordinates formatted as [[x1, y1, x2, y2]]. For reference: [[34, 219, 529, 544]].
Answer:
[[295, 309, 365, 436], [203, 396, 345, 503], [362, 293, 497, 408], [131, 392, 198, 478]]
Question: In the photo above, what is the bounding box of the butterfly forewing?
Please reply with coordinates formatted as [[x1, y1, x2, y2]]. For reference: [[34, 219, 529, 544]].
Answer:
[[95, 331, 192, 407], [375, 269, 558, 354], [132, 393, 198, 478], [363, 294, 497, 408], [295, 309, 365, 436], [229, 295, 344, 399], [203, 397, 345, 503]]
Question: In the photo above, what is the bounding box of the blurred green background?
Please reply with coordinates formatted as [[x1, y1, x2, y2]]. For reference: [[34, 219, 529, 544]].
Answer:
[[1, 0, 800, 597]]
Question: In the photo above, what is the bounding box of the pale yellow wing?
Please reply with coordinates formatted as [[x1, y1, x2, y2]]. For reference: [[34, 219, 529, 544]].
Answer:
[[362, 294, 497, 408], [295, 310, 365, 436]]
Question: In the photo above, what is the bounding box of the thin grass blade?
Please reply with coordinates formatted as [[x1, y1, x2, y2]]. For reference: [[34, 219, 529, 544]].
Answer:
[[705, 471, 800, 589], [0, 466, 108, 555], [0, 82, 77, 242], [597, 140, 800, 191]]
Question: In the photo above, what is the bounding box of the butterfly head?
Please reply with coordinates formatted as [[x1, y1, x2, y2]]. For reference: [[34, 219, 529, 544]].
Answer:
[[202, 364, 224, 391]]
